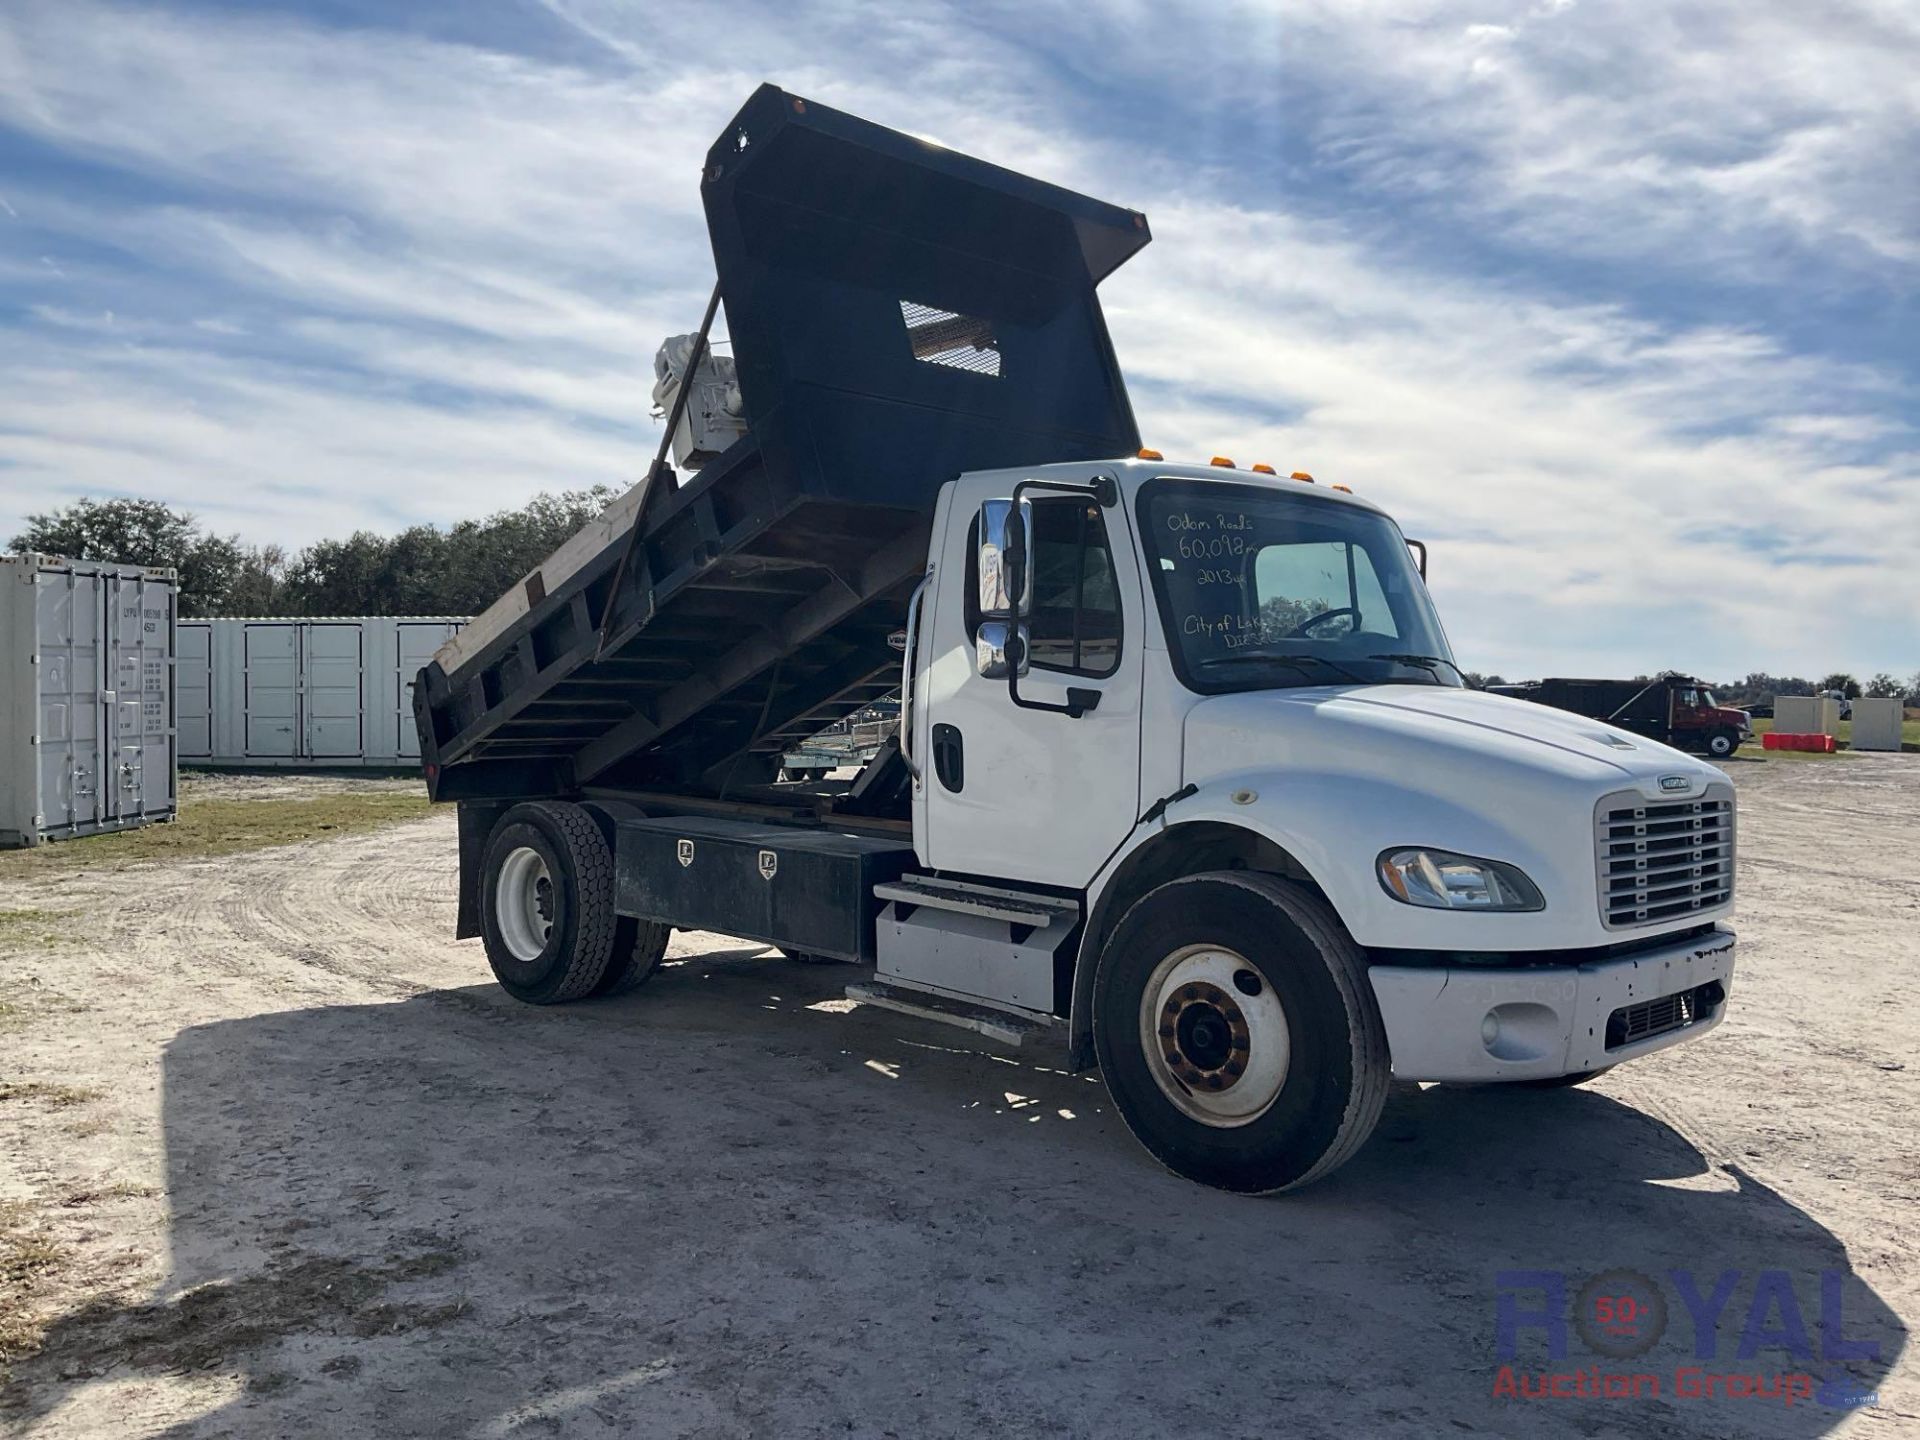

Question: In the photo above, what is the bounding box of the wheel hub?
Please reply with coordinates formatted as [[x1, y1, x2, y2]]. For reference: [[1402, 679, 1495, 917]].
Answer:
[[1162, 984, 1250, 1091], [495, 846, 556, 963], [1139, 945, 1291, 1127]]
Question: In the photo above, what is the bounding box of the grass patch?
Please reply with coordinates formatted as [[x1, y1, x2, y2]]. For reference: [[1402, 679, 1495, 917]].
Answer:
[[0, 789, 433, 878], [0, 1200, 68, 1364], [0, 1082, 102, 1109], [59, 1181, 158, 1208], [0, 908, 72, 950]]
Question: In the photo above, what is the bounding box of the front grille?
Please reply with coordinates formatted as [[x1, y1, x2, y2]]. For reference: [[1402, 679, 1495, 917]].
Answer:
[[1606, 980, 1726, 1050], [1594, 787, 1734, 929]]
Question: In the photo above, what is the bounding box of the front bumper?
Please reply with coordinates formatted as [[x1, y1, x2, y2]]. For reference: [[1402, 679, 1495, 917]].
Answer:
[[1367, 926, 1735, 1082]]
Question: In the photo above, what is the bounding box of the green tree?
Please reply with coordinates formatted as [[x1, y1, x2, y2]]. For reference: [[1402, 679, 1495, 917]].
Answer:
[[279, 485, 618, 616], [1863, 673, 1904, 699], [1817, 673, 1862, 698], [8, 496, 247, 617]]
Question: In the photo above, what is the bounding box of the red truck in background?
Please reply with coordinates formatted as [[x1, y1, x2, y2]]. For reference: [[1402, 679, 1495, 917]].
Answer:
[[1488, 673, 1752, 759]]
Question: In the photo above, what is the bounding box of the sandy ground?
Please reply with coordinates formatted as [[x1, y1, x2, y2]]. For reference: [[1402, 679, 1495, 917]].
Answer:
[[0, 757, 1913, 1438]]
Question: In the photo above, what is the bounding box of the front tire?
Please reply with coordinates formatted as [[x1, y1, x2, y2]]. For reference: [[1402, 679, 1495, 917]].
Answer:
[[1706, 729, 1738, 759], [480, 801, 619, 1004], [1093, 872, 1389, 1194]]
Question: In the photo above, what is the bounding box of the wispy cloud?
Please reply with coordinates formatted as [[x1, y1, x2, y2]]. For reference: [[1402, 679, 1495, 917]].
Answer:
[[0, 0, 1914, 679]]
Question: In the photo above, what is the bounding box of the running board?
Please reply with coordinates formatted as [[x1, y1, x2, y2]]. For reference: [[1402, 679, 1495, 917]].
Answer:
[[873, 875, 1081, 932], [846, 979, 1059, 1048]]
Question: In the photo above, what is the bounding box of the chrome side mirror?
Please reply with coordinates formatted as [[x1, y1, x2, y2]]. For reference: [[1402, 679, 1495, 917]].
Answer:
[[975, 620, 1029, 679], [977, 498, 1033, 619]]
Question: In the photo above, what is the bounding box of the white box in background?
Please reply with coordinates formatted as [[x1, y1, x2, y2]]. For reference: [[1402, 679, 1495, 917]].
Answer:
[[0, 554, 178, 848], [176, 616, 466, 768], [1773, 696, 1840, 736], [1849, 697, 1906, 752]]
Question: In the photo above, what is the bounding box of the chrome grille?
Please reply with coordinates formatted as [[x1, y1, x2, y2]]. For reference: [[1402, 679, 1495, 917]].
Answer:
[[1594, 786, 1735, 930]]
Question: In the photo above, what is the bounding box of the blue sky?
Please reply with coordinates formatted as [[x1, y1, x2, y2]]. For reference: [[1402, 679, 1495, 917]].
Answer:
[[1, 0, 1915, 682]]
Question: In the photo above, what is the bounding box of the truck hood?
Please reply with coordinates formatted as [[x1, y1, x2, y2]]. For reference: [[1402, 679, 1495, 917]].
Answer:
[[1175, 684, 1733, 951], [1182, 684, 1726, 795]]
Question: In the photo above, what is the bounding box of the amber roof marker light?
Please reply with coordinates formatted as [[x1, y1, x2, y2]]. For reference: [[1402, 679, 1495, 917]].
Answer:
[[1250, 463, 1277, 475], [1210, 456, 1236, 468], [1137, 447, 1163, 461], [1290, 471, 1315, 484]]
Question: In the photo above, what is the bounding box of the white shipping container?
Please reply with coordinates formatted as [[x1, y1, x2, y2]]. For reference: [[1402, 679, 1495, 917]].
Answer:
[[176, 616, 466, 768], [1849, 697, 1906, 752], [1774, 695, 1841, 736], [0, 554, 178, 848]]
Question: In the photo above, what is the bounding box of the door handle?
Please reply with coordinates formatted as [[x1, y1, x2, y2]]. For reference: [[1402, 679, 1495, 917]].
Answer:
[[932, 723, 964, 792]]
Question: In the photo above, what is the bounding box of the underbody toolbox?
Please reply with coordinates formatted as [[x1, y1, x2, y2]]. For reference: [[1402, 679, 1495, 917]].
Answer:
[[615, 815, 914, 962]]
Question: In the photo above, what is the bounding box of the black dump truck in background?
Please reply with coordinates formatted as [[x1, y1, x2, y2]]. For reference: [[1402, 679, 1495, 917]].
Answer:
[[1487, 673, 1752, 759]]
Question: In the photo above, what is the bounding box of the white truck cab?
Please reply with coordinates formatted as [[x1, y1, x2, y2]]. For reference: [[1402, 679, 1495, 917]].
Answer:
[[890, 456, 1735, 1187]]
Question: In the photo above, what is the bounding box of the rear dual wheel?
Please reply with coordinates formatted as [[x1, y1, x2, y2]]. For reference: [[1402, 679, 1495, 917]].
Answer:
[[480, 801, 667, 1004], [1094, 872, 1389, 1194]]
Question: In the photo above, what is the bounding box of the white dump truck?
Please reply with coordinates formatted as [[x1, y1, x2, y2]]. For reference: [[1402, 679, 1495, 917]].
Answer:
[[414, 85, 1736, 1193]]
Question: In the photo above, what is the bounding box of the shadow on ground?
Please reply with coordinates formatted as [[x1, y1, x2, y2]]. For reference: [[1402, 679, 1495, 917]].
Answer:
[[9, 942, 1904, 1437]]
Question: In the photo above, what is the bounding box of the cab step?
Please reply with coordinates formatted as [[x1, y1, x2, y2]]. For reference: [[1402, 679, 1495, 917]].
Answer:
[[845, 978, 1060, 1048], [872, 875, 1080, 934]]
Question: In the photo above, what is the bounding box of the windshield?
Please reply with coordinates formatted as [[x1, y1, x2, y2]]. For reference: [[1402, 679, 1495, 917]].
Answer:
[[1140, 478, 1457, 693]]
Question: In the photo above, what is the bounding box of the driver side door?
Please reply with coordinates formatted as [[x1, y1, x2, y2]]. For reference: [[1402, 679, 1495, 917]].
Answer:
[[916, 476, 1145, 888]]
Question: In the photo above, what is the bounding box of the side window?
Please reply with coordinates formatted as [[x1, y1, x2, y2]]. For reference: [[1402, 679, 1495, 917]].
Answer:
[[1026, 500, 1121, 677]]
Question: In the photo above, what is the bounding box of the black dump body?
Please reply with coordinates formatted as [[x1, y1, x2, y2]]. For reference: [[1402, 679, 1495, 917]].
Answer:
[[415, 84, 1149, 802]]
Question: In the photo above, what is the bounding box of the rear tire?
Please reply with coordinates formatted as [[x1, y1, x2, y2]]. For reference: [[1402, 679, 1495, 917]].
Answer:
[[479, 801, 619, 1005], [1093, 872, 1389, 1194], [592, 917, 671, 997], [778, 946, 839, 965]]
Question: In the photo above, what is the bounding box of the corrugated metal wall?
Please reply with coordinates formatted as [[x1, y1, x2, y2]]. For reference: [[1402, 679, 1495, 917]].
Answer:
[[0, 554, 179, 848], [176, 617, 466, 767]]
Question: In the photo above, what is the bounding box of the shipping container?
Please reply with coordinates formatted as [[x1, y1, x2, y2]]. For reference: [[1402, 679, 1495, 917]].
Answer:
[[0, 554, 178, 848], [177, 617, 465, 768]]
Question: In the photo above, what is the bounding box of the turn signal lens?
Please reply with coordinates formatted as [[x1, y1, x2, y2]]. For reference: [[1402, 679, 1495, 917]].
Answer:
[[1376, 849, 1545, 912], [1210, 456, 1235, 468], [1137, 447, 1163, 461]]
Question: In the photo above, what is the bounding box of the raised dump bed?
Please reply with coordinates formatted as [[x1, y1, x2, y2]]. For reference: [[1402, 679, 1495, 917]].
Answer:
[[415, 83, 1150, 803]]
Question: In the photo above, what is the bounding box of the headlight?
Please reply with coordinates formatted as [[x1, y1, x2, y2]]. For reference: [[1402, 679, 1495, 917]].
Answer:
[[1376, 848, 1544, 912]]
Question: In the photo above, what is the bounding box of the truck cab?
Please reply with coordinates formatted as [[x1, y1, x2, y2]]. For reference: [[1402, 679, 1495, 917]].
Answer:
[[415, 85, 1736, 1195]]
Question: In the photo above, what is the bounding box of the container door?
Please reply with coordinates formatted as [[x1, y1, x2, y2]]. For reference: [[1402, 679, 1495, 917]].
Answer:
[[34, 568, 102, 833], [177, 624, 212, 758], [394, 623, 455, 759], [245, 624, 299, 757], [302, 623, 363, 758], [101, 574, 170, 820]]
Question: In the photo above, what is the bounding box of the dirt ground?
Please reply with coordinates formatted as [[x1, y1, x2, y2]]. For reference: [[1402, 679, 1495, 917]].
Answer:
[[0, 758, 1913, 1437]]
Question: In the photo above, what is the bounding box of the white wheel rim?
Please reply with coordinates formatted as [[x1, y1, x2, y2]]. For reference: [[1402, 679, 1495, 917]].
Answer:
[[1139, 945, 1290, 1127], [496, 846, 554, 962]]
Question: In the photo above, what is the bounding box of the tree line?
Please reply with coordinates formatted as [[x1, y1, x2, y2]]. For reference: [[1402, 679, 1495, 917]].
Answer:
[[8, 489, 617, 618], [10, 494, 1916, 704]]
